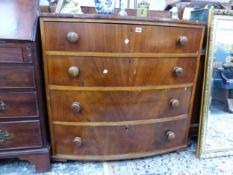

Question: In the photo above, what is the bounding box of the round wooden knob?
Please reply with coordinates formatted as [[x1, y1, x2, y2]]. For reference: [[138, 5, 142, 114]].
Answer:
[[178, 36, 188, 46], [68, 66, 79, 77], [73, 137, 82, 147], [0, 101, 6, 111], [170, 99, 180, 108], [173, 67, 184, 77], [71, 102, 81, 113], [166, 131, 176, 141], [67, 32, 79, 43]]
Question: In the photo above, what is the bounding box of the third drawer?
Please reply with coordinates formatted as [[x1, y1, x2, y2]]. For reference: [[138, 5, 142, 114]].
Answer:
[[50, 87, 192, 122]]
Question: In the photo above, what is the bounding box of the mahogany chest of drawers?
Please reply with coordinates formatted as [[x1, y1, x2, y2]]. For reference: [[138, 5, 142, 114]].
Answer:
[[0, 0, 50, 172], [40, 15, 205, 160]]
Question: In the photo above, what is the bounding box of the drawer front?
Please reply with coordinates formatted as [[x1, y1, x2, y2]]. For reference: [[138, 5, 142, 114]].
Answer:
[[53, 118, 188, 156], [0, 44, 32, 63], [50, 88, 192, 122], [0, 92, 38, 118], [43, 22, 202, 53], [0, 121, 42, 150], [47, 56, 197, 87], [0, 66, 35, 88], [0, 47, 23, 63]]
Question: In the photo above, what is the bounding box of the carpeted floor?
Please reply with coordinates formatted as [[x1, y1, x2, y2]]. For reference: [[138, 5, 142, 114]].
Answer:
[[207, 100, 233, 150], [1, 141, 233, 175]]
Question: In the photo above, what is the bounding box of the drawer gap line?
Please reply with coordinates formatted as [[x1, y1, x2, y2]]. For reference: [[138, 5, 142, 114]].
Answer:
[[53, 114, 188, 126], [49, 84, 193, 91], [46, 51, 199, 58]]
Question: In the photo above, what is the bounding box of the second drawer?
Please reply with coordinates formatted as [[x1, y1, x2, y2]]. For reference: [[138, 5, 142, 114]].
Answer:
[[47, 56, 197, 87], [50, 87, 192, 122]]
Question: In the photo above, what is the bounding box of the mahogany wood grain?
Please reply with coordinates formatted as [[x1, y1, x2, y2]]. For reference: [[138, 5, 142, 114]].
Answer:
[[40, 15, 205, 161], [50, 88, 192, 122], [0, 43, 33, 63], [53, 145, 187, 160], [0, 66, 35, 88], [47, 56, 197, 87], [0, 48, 23, 63], [53, 118, 188, 157], [43, 22, 202, 53], [0, 121, 42, 150], [0, 92, 37, 118]]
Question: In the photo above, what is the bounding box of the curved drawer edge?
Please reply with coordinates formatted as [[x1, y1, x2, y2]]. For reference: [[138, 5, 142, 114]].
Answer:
[[52, 145, 187, 161]]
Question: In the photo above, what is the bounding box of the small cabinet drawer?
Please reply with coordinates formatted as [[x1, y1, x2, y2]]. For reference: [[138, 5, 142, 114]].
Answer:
[[53, 118, 188, 158], [47, 56, 197, 87], [43, 22, 203, 53], [0, 44, 33, 63], [0, 47, 24, 63], [0, 121, 42, 150], [0, 92, 38, 118], [0, 66, 35, 88], [50, 88, 192, 122]]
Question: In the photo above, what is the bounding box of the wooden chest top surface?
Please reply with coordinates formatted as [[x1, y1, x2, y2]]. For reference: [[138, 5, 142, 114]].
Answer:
[[0, 0, 38, 41]]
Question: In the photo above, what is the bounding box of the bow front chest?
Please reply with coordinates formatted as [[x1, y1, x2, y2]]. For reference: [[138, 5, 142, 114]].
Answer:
[[40, 15, 204, 160]]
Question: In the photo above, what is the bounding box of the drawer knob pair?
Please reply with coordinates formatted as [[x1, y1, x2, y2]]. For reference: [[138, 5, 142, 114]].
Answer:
[[68, 66, 80, 77], [71, 102, 81, 113], [73, 137, 82, 147], [170, 99, 180, 108], [173, 67, 184, 77], [67, 32, 79, 43], [178, 36, 188, 46], [0, 101, 6, 111], [166, 131, 176, 141]]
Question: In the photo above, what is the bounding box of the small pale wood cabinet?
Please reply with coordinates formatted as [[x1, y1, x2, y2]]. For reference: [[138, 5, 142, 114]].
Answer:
[[40, 15, 205, 160]]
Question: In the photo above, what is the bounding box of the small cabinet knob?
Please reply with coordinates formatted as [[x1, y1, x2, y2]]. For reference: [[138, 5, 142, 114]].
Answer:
[[173, 67, 184, 77], [68, 66, 80, 77], [73, 137, 82, 147], [166, 131, 176, 141], [0, 101, 6, 112], [67, 32, 79, 43], [178, 36, 188, 46], [71, 102, 81, 113], [170, 99, 180, 108]]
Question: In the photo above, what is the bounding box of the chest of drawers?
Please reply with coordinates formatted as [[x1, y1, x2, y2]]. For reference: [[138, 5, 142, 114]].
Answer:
[[40, 15, 205, 160], [0, 0, 50, 172]]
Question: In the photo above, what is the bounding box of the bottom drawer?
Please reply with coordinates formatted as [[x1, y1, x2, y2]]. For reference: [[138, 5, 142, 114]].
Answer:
[[53, 118, 188, 159], [0, 121, 42, 150]]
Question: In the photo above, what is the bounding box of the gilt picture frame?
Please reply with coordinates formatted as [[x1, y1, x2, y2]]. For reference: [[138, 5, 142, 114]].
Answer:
[[197, 9, 233, 159]]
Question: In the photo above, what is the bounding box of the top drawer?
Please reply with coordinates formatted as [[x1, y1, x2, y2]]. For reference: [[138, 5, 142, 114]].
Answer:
[[0, 43, 33, 63], [43, 22, 203, 53]]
